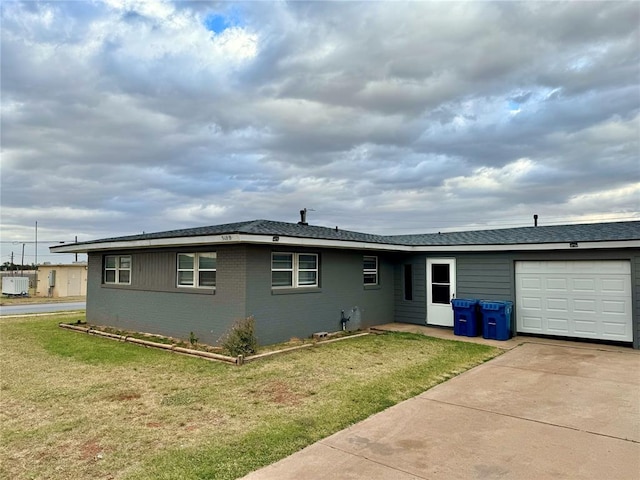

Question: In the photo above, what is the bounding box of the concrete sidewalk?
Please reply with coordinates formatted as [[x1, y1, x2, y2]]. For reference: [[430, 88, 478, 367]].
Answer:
[[241, 342, 640, 479]]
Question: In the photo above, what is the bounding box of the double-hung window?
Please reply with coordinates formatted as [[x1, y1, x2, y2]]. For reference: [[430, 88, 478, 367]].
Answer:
[[363, 256, 378, 285], [104, 255, 131, 285], [272, 253, 318, 288], [177, 253, 217, 288]]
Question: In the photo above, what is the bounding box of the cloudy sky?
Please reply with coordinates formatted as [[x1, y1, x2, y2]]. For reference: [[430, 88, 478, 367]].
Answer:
[[2, 0, 639, 265]]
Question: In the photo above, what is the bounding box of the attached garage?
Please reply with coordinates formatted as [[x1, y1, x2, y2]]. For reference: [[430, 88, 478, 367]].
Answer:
[[516, 260, 633, 342]]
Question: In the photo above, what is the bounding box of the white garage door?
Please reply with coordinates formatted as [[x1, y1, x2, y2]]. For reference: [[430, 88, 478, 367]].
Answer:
[[516, 260, 632, 342]]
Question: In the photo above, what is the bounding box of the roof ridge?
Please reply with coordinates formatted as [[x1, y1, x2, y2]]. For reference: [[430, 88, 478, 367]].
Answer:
[[241, 219, 272, 232]]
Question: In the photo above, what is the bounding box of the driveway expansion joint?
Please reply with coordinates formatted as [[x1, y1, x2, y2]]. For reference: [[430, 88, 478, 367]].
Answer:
[[318, 440, 428, 479], [416, 397, 639, 444], [479, 363, 640, 386]]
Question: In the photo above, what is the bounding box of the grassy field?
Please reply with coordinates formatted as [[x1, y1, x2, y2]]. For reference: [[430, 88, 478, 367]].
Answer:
[[0, 314, 501, 480]]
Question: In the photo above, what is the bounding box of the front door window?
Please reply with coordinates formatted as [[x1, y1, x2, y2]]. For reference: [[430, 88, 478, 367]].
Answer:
[[431, 264, 451, 304]]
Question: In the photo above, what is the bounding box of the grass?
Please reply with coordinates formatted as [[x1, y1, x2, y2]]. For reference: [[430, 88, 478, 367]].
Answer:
[[0, 314, 501, 480], [0, 295, 86, 306]]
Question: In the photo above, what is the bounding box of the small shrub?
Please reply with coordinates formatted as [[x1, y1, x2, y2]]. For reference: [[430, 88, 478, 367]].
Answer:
[[221, 316, 258, 357], [189, 331, 199, 346]]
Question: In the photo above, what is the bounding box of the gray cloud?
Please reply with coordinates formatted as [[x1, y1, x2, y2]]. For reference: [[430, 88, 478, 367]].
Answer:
[[1, 1, 638, 264]]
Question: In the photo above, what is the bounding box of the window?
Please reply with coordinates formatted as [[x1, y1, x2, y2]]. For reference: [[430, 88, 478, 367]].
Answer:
[[177, 252, 217, 288], [431, 263, 451, 304], [404, 264, 413, 300], [104, 255, 131, 285], [272, 253, 318, 288], [363, 256, 378, 285]]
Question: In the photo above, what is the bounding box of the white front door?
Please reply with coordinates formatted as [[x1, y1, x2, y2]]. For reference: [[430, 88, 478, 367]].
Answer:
[[426, 258, 456, 327]]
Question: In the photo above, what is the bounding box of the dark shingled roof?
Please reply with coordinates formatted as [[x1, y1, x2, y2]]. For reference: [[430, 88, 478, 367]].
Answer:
[[386, 220, 640, 245], [68, 219, 640, 248], [73, 219, 396, 246]]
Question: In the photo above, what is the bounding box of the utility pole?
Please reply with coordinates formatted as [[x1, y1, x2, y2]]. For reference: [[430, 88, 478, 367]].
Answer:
[[10, 252, 14, 275], [21, 243, 25, 269], [35, 221, 38, 266], [75, 236, 78, 262]]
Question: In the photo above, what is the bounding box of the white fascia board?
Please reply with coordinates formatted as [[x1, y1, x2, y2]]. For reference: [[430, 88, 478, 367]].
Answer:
[[50, 234, 640, 254], [241, 235, 412, 251], [410, 240, 640, 252], [49, 233, 406, 253], [50, 233, 245, 253]]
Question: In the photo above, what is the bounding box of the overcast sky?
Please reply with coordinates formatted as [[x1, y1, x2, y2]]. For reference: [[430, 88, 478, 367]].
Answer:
[[2, 0, 639, 265]]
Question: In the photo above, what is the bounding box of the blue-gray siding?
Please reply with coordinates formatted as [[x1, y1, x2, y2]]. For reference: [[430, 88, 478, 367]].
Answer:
[[393, 255, 426, 325], [393, 249, 640, 347]]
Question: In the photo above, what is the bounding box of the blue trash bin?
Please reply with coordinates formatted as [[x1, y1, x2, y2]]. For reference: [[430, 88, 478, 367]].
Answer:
[[451, 299, 481, 337], [479, 301, 513, 340]]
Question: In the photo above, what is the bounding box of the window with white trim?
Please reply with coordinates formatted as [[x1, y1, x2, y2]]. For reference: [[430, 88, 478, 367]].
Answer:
[[363, 255, 378, 285], [104, 255, 131, 285], [177, 252, 217, 288], [272, 253, 318, 288]]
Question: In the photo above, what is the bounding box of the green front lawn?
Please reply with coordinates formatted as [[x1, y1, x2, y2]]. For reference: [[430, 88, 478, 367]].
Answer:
[[0, 314, 501, 480]]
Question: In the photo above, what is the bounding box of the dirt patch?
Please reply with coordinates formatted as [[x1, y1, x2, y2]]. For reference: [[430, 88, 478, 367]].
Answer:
[[262, 380, 305, 405], [107, 391, 141, 401], [80, 439, 103, 461]]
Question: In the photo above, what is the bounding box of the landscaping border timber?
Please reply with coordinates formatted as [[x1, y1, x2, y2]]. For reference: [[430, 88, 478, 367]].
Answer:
[[58, 323, 371, 365]]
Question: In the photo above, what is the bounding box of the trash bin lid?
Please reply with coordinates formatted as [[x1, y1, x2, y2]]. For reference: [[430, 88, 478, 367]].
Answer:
[[479, 300, 513, 310], [451, 299, 478, 308]]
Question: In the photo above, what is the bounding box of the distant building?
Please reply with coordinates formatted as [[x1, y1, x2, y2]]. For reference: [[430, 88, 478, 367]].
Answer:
[[35, 263, 87, 297]]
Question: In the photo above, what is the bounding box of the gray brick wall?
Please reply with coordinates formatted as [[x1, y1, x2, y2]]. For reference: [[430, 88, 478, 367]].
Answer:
[[86, 246, 247, 344], [245, 245, 395, 345]]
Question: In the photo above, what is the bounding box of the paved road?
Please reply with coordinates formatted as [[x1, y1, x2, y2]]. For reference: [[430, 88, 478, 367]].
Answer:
[[0, 302, 86, 316]]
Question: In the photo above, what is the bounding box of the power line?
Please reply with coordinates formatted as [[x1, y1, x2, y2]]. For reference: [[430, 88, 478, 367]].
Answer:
[[0, 240, 78, 244]]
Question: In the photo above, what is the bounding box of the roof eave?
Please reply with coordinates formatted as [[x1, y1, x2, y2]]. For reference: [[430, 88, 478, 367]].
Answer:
[[410, 239, 640, 252], [49, 234, 640, 254]]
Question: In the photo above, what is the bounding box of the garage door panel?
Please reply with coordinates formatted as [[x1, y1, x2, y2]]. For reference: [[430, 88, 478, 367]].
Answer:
[[521, 277, 542, 289], [596, 262, 631, 274], [602, 321, 628, 336], [602, 300, 626, 315], [546, 298, 568, 311], [547, 318, 570, 333], [516, 261, 632, 342], [573, 299, 596, 313], [521, 315, 543, 330], [600, 278, 629, 294], [574, 320, 598, 336], [522, 296, 542, 309], [572, 278, 596, 292], [546, 278, 568, 291]]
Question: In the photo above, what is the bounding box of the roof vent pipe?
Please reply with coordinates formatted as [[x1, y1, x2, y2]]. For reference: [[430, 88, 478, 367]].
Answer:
[[298, 208, 308, 226], [534, 214, 538, 227]]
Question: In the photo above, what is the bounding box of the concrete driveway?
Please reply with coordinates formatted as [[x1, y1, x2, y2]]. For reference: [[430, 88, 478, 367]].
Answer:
[[241, 342, 640, 479]]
